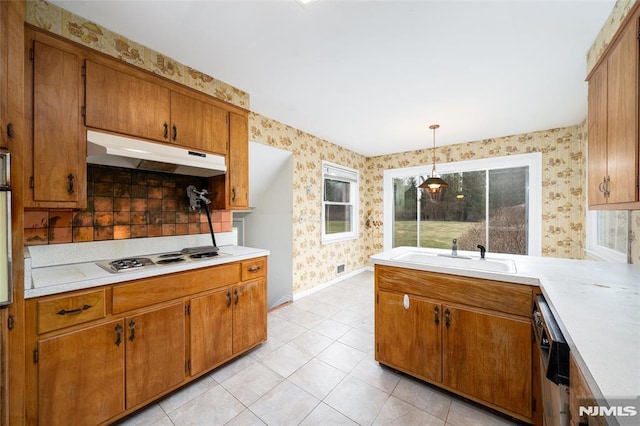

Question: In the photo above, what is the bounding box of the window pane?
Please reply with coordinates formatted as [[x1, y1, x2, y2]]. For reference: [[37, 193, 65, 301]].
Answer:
[[597, 210, 629, 253], [324, 179, 350, 203], [420, 171, 486, 249], [393, 177, 418, 247], [488, 167, 528, 255], [325, 204, 352, 234]]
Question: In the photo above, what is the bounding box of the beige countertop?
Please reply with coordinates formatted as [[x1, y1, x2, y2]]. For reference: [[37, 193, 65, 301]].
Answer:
[[371, 246, 640, 425]]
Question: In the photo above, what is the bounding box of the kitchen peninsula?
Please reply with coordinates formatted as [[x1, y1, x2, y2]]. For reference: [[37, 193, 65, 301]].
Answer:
[[371, 247, 640, 425]]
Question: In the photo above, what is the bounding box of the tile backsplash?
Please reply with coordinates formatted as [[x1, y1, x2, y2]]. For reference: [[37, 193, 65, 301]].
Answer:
[[24, 165, 231, 246]]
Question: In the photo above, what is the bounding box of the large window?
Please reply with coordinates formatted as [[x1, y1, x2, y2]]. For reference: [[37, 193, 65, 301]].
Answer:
[[586, 210, 629, 263], [322, 161, 359, 243], [383, 153, 541, 255]]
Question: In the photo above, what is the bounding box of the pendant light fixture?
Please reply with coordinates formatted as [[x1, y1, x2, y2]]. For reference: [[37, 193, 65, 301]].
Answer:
[[419, 124, 448, 196]]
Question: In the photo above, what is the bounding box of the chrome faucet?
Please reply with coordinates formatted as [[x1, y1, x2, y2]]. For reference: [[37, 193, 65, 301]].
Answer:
[[477, 244, 486, 259], [451, 239, 458, 256]]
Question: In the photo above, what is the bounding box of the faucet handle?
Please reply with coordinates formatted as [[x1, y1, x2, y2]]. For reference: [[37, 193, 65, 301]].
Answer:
[[477, 244, 486, 259]]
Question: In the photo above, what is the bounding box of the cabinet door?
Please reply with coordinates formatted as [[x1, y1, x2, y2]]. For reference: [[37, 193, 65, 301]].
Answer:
[[38, 320, 125, 425], [375, 290, 441, 382], [587, 63, 608, 206], [443, 305, 532, 418], [606, 22, 638, 204], [31, 40, 85, 205], [125, 302, 185, 408], [170, 91, 228, 154], [232, 279, 267, 354], [85, 60, 171, 142], [228, 111, 249, 209], [190, 288, 233, 376]]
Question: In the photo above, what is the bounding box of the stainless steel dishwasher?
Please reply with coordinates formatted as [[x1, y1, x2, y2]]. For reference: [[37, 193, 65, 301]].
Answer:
[[533, 294, 570, 426]]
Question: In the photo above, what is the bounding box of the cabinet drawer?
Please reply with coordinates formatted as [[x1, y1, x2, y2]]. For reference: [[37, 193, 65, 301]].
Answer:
[[376, 265, 532, 317], [241, 257, 266, 281], [112, 263, 241, 313], [37, 289, 106, 334]]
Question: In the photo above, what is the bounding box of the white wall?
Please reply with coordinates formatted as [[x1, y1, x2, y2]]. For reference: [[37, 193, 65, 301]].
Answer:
[[240, 142, 293, 309]]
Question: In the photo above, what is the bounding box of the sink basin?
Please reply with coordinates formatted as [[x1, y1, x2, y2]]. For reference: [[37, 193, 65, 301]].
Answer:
[[391, 251, 517, 274]]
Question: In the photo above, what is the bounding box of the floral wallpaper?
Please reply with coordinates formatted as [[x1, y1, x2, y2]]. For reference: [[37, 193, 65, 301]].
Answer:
[[586, 0, 638, 76], [25, 0, 249, 109], [248, 113, 369, 294]]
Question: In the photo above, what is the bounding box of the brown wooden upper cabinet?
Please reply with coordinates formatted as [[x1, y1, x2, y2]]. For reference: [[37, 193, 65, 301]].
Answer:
[[25, 32, 86, 208], [84, 60, 171, 143], [170, 91, 229, 155], [587, 7, 640, 209], [85, 60, 229, 156], [211, 111, 249, 210]]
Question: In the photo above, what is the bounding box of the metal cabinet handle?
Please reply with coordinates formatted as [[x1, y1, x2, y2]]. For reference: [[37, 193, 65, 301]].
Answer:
[[67, 173, 75, 194], [445, 308, 451, 328], [248, 266, 261, 273], [172, 125, 177, 142], [163, 122, 169, 139], [434, 306, 440, 325], [56, 304, 91, 316], [231, 188, 236, 201], [226, 291, 232, 308], [115, 324, 123, 346], [599, 176, 611, 197], [7, 122, 14, 139], [128, 320, 136, 342], [234, 289, 239, 305]]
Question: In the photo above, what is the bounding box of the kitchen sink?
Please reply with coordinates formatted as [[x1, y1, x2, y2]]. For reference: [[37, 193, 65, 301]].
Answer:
[[391, 251, 517, 274]]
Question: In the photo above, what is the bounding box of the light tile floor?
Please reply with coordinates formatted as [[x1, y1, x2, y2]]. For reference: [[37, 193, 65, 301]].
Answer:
[[116, 271, 522, 426]]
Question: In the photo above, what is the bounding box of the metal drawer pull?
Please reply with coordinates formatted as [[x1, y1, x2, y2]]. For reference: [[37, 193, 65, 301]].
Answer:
[[248, 266, 261, 273], [129, 320, 136, 342], [226, 291, 232, 308], [163, 122, 169, 139], [67, 173, 75, 194], [172, 125, 178, 141], [445, 308, 451, 328], [234, 289, 239, 305], [434, 306, 440, 325], [56, 304, 92, 316], [115, 324, 123, 346]]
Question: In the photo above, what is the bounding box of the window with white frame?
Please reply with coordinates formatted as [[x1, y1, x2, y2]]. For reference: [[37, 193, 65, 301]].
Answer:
[[586, 210, 629, 263], [383, 153, 542, 255], [322, 161, 359, 243]]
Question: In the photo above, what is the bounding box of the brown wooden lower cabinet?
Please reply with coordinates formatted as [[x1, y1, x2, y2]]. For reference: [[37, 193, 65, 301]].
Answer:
[[375, 265, 535, 423], [125, 303, 186, 408], [27, 257, 267, 425], [442, 305, 532, 418], [38, 320, 125, 426], [569, 354, 607, 426]]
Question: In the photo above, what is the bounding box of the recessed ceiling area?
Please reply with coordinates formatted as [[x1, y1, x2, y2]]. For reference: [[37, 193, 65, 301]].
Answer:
[[53, 0, 615, 156]]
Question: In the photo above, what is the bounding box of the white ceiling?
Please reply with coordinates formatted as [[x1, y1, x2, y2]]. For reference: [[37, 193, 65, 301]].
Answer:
[[53, 0, 615, 157]]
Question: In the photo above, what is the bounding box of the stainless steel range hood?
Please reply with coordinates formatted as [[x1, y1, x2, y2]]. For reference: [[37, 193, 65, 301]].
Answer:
[[86, 130, 226, 177]]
